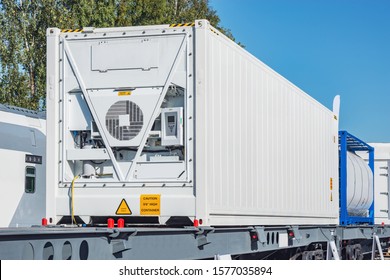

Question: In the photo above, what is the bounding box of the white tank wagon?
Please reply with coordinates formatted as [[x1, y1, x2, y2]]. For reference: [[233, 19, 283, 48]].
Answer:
[[46, 20, 339, 226], [0, 104, 46, 227], [346, 151, 374, 216]]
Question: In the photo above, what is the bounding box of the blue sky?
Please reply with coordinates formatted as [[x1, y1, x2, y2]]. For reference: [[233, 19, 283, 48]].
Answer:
[[211, 0, 390, 142]]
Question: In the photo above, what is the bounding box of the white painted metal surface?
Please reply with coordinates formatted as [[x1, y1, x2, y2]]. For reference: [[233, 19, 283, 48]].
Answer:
[[46, 20, 339, 226], [0, 105, 46, 227], [46, 25, 195, 224], [327, 240, 340, 260], [346, 151, 373, 216], [360, 143, 390, 225], [194, 20, 339, 226]]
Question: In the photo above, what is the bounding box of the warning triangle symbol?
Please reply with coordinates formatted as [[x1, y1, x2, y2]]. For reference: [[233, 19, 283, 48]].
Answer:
[[116, 199, 132, 215]]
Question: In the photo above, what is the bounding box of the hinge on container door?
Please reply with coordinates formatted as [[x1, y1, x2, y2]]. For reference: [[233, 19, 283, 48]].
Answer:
[[380, 192, 389, 196], [380, 210, 389, 213], [380, 174, 389, 177], [380, 167, 389, 170]]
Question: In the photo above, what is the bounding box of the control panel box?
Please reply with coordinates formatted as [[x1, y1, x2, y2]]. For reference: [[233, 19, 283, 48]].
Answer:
[[161, 107, 183, 146]]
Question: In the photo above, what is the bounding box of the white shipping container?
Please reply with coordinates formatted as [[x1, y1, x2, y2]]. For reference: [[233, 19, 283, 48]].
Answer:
[[46, 20, 339, 226], [360, 143, 390, 225]]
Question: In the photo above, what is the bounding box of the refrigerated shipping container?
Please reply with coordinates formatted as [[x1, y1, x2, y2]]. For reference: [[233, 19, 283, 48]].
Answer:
[[46, 20, 339, 226]]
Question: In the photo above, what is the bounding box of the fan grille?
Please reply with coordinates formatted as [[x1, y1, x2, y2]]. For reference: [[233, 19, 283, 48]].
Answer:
[[105, 101, 143, 140]]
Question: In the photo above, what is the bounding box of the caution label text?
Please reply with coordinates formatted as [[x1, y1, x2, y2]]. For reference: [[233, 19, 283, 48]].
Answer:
[[140, 194, 161, 216]]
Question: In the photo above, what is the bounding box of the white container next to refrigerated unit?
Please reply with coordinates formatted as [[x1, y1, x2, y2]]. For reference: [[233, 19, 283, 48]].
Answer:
[[359, 143, 390, 225], [46, 20, 339, 226]]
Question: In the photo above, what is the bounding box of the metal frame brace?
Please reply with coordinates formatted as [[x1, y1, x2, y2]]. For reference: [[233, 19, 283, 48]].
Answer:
[[372, 234, 384, 260], [326, 240, 340, 260]]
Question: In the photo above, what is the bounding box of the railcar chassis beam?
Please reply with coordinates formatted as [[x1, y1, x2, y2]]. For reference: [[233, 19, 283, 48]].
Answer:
[[0, 225, 389, 260]]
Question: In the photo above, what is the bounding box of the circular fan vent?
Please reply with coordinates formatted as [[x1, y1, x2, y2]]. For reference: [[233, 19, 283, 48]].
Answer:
[[105, 100, 144, 141]]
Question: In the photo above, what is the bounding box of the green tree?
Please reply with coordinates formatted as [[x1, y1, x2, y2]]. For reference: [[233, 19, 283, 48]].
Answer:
[[0, 0, 234, 110], [0, 0, 70, 109]]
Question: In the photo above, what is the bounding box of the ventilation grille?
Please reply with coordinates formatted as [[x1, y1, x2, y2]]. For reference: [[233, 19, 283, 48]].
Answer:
[[105, 101, 143, 141]]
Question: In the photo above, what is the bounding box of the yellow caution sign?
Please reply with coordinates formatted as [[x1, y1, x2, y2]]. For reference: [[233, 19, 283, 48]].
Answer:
[[118, 91, 132, 96], [116, 199, 132, 215], [330, 178, 333, 201], [140, 194, 161, 216]]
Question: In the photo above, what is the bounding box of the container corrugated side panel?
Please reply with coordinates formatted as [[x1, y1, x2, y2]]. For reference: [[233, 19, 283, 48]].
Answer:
[[195, 23, 339, 226], [362, 143, 390, 225]]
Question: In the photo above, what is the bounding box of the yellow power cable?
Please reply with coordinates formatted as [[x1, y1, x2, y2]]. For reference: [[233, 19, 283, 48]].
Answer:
[[71, 175, 80, 225]]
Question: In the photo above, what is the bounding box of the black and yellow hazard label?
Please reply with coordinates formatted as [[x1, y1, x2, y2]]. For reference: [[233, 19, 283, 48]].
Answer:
[[140, 194, 161, 216], [169, 22, 195, 28], [61, 29, 83, 33], [210, 28, 219, 35], [116, 199, 132, 215]]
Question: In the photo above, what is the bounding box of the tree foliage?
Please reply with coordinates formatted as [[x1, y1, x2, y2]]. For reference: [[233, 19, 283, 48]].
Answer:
[[0, 0, 234, 110]]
